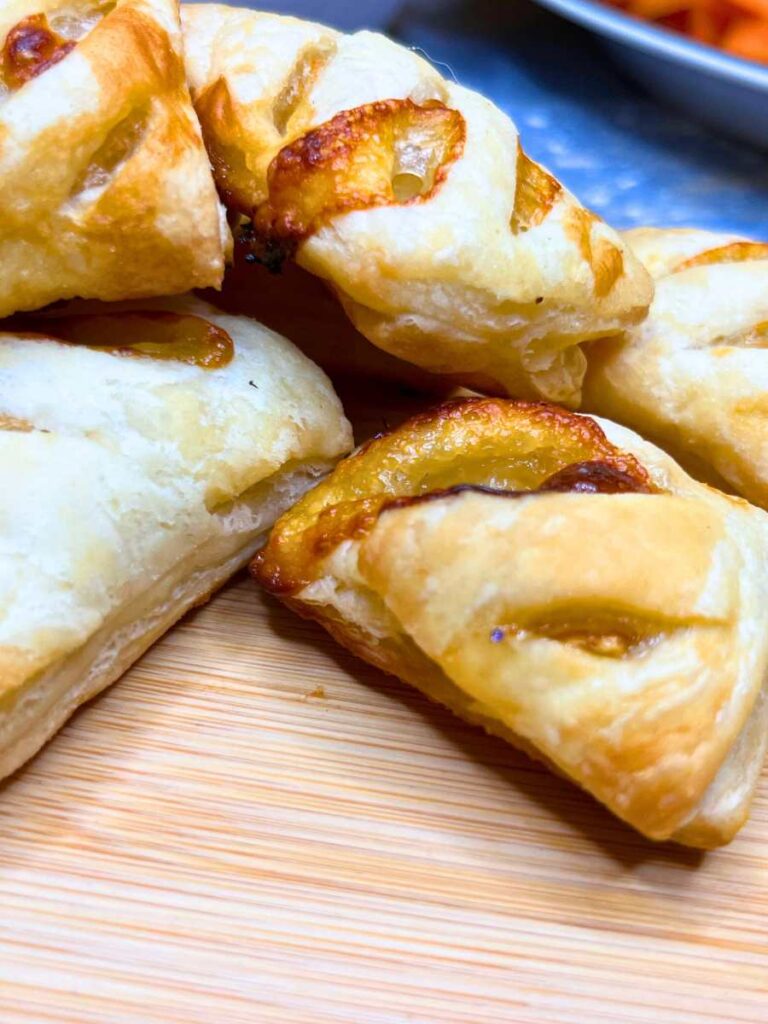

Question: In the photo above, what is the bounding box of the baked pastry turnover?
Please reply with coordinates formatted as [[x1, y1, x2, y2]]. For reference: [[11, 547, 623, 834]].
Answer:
[[0, 0, 229, 318], [255, 398, 768, 847], [583, 228, 768, 509], [202, 245, 451, 393], [182, 4, 652, 406], [0, 297, 351, 779]]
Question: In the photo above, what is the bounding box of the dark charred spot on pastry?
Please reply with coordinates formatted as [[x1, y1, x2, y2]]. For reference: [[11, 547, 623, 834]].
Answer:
[[236, 222, 294, 273], [510, 144, 561, 235], [1, 14, 75, 90], [539, 460, 653, 494], [237, 222, 257, 250], [239, 231, 296, 274], [535, 296, 544, 304], [250, 99, 466, 249], [5, 311, 234, 369], [676, 241, 768, 273]]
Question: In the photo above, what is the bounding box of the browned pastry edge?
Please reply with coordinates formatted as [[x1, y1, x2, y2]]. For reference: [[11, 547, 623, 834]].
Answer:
[[253, 397, 654, 595]]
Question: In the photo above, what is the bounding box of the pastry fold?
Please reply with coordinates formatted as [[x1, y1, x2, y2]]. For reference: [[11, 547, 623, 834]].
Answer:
[[0, 0, 229, 317], [254, 398, 768, 847], [182, 4, 652, 406], [583, 228, 768, 507], [0, 297, 352, 778]]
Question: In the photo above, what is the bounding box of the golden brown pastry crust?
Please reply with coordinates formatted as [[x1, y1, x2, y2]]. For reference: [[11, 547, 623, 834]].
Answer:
[[181, 4, 652, 406], [0, 295, 352, 777], [583, 228, 768, 507], [0, 0, 229, 318], [200, 242, 453, 392], [254, 398, 768, 847]]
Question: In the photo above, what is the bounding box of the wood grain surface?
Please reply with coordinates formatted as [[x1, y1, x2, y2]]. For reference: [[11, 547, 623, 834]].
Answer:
[[0, 384, 766, 1024]]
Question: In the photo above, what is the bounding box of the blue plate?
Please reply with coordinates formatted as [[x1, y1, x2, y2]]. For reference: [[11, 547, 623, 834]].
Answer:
[[397, 1, 768, 236], [532, 0, 768, 148]]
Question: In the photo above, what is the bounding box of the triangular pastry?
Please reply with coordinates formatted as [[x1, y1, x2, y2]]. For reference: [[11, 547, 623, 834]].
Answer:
[[0, 297, 351, 778], [0, 0, 230, 317], [255, 398, 768, 847], [181, 4, 652, 406], [583, 227, 768, 509]]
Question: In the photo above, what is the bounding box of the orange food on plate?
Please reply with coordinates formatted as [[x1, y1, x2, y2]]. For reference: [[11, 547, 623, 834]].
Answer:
[[610, 0, 768, 65]]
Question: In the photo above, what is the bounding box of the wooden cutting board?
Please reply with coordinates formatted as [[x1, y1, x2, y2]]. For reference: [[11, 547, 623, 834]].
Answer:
[[0, 384, 766, 1024]]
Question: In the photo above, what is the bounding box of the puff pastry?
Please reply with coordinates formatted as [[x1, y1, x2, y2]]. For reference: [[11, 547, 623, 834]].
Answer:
[[583, 228, 768, 508], [0, 297, 351, 779], [181, 4, 652, 406], [0, 0, 229, 318], [202, 243, 451, 393], [255, 397, 768, 847]]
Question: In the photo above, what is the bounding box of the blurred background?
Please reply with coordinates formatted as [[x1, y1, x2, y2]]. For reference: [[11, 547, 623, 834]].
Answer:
[[223, 0, 768, 236]]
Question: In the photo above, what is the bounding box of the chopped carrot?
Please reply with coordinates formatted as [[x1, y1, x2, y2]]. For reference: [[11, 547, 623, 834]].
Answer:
[[626, 0, 691, 18], [609, 0, 768, 64], [728, 0, 768, 19], [722, 16, 768, 59], [689, 2, 724, 42]]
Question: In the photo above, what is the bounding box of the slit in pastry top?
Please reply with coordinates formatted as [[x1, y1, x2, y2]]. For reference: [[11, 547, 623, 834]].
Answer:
[[582, 227, 768, 510], [0, 0, 229, 318], [254, 396, 656, 596], [181, 5, 653, 406], [246, 98, 466, 265], [253, 395, 768, 847], [4, 310, 234, 368]]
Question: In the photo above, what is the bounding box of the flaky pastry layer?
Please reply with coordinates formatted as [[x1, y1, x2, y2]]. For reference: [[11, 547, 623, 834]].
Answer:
[[255, 398, 768, 847], [182, 4, 652, 405], [583, 228, 768, 508], [0, 460, 330, 780], [0, 0, 229, 317], [0, 296, 352, 776]]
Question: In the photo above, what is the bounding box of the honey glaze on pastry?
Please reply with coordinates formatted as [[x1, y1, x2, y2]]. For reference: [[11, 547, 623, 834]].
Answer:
[[0, 0, 229, 318], [182, 4, 652, 406], [8, 310, 235, 367], [0, 296, 352, 780], [254, 398, 768, 847], [583, 229, 768, 508], [248, 98, 466, 253], [256, 399, 653, 593]]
